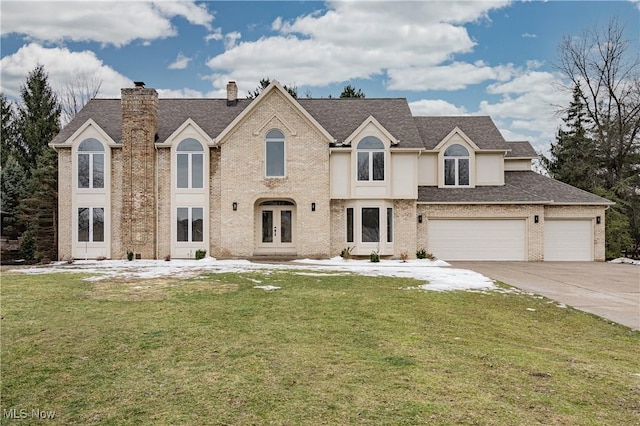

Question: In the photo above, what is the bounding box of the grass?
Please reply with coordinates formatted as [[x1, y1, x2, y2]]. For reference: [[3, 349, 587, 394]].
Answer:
[[1, 269, 639, 425]]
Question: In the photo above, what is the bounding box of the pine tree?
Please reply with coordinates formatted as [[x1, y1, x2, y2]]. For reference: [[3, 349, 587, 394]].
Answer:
[[13, 65, 61, 261], [14, 64, 61, 174], [0, 155, 27, 239], [247, 78, 298, 99], [20, 147, 58, 261], [1, 93, 17, 168], [339, 84, 366, 99], [544, 85, 599, 191]]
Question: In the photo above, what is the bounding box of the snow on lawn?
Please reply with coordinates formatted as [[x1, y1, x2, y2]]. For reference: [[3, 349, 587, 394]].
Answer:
[[12, 256, 496, 292]]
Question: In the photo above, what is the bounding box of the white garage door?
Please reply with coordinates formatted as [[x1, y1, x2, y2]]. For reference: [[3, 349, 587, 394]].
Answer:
[[544, 219, 593, 261], [428, 219, 526, 261]]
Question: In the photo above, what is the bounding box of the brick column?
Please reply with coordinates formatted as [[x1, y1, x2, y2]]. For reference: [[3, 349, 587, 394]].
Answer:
[[120, 86, 158, 259]]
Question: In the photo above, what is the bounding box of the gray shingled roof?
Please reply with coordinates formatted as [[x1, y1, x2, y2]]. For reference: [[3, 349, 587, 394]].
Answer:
[[298, 98, 423, 148], [506, 141, 538, 158], [418, 171, 613, 205], [414, 116, 509, 150], [51, 98, 254, 145], [51, 97, 424, 148]]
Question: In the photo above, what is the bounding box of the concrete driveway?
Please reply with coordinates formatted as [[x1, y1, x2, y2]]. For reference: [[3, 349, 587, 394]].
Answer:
[[451, 262, 640, 330]]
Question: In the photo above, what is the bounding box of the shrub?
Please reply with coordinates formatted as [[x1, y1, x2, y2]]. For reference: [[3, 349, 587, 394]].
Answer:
[[126, 250, 134, 261], [340, 247, 353, 259], [416, 248, 427, 259], [195, 249, 207, 260], [400, 251, 409, 262], [370, 251, 380, 263], [164, 254, 171, 261], [96, 256, 107, 261]]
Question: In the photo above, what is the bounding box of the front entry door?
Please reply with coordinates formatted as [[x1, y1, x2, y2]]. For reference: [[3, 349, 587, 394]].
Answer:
[[256, 201, 296, 254]]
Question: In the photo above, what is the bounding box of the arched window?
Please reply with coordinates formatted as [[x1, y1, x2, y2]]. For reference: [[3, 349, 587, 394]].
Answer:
[[357, 136, 385, 181], [265, 130, 285, 177], [176, 138, 204, 188], [444, 144, 470, 186], [78, 138, 104, 188]]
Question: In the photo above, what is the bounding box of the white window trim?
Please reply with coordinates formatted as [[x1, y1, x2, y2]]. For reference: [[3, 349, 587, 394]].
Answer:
[[77, 207, 105, 243], [176, 206, 205, 243], [439, 143, 474, 188], [343, 200, 394, 255], [265, 131, 286, 178]]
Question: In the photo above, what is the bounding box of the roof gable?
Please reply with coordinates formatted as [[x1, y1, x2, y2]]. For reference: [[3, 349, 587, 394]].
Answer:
[[343, 115, 399, 146], [415, 116, 509, 151], [299, 98, 423, 148], [215, 81, 334, 145]]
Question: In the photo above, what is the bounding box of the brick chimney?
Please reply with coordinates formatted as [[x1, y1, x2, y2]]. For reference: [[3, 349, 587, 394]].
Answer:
[[227, 81, 238, 106], [120, 83, 158, 259]]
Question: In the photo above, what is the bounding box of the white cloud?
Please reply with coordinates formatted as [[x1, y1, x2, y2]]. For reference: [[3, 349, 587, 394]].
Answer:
[[522, 33, 537, 38], [0, 43, 131, 100], [388, 62, 515, 91], [1, 1, 214, 47], [206, 1, 510, 91], [409, 100, 468, 116], [224, 32, 242, 50], [157, 88, 205, 98], [477, 71, 571, 150], [168, 53, 191, 70], [205, 28, 223, 42]]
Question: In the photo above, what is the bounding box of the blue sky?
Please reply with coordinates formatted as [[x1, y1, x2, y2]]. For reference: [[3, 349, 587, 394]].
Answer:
[[1, 1, 639, 153]]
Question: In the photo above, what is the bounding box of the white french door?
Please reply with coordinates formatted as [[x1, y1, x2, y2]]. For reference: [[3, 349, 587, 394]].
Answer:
[[255, 201, 296, 254]]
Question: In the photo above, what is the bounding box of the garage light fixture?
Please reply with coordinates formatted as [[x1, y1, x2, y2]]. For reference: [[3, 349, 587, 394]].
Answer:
[[596, 216, 601, 224], [232, 202, 237, 211], [534, 215, 539, 223], [311, 202, 316, 212], [418, 215, 423, 223]]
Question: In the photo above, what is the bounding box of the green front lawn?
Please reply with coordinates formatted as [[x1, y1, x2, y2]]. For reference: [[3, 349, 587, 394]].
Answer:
[[1, 271, 638, 425]]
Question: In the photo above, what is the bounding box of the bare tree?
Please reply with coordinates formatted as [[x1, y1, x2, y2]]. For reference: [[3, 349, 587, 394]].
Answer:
[[59, 73, 102, 125], [555, 17, 640, 188]]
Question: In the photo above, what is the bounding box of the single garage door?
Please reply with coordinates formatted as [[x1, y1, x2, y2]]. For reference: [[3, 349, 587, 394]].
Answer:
[[428, 219, 526, 261], [544, 219, 593, 261]]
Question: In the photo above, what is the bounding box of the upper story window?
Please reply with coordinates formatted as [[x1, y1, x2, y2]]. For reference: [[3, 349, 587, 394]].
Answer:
[[444, 144, 470, 186], [78, 138, 104, 189], [177, 138, 204, 189], [357, 136, 385, 181], [265, 130, 285, 177]]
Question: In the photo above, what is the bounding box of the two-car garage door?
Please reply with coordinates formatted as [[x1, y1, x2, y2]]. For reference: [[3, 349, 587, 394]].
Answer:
[[428, 219, 526, 261], [428, 218, 594, 261]]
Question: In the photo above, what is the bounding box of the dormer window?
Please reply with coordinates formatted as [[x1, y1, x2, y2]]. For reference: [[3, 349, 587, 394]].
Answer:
[[357, 136, 385, 181], [444, 144, 470, 186]]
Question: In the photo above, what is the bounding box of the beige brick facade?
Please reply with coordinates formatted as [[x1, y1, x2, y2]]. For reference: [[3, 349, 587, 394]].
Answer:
[[53, 82, 611, 262], [57, 148, 72, 260], [216, 90, 332, 257]]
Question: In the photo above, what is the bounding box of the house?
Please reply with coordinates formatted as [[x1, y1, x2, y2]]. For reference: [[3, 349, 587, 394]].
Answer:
[[50, 81, 613, 262]]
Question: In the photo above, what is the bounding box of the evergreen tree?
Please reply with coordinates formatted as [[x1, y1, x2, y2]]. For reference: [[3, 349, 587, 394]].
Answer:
[[14, 64, 61, 174], [20, 147, 58, 261], [13, 65, 61, 261], [339, 84, 366, 99], [247, 78, 298, 99], [1, 93, 17, 168], [0, 156, 27, 239], [543, 85, 599, 191]]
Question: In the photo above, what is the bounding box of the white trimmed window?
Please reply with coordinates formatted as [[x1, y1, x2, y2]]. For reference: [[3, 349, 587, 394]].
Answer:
[[357, 136, 385, 181], [444, 144, 470, 186], [176, 138, 204, 189], [265, 129, 285, 177], [346, 206, 393, 244], [78, 207, 104, 242], [177, 207, 204, 242], [78, 138, 104, 189]]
